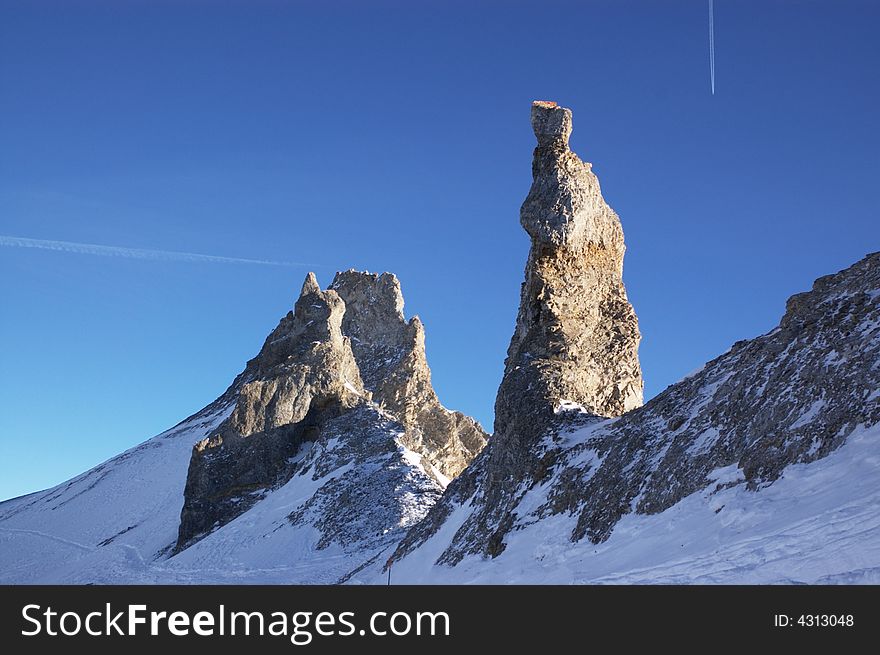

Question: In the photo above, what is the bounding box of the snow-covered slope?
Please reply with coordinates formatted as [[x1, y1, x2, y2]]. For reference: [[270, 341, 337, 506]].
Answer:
[[159, 404, 440, 584], [350, 421, 880, 584], [377, 252, 880, 583], [0, 400, 441, 584], [0, 403, 232, 583]]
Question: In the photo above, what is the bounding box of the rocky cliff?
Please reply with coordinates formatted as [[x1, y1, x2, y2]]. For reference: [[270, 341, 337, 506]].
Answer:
[[392, 100, 643, 563], [330, 271, 486, 482], [510, 100, 642, 423], [176, 270, 487, 549]]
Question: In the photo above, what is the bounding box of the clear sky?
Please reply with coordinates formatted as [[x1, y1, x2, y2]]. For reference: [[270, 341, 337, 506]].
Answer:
[[1, 0, 878, 502]]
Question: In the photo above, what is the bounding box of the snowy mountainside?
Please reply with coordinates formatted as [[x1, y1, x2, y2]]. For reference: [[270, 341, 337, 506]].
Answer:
[[0, 400, 442, 584], [352, 420, 880, 584], [163, 403, 441, 584], [0, 268, 480, 584], [0, 403, 232, 583], [1, 243, 877, 584], [376, 252, 880, 582]]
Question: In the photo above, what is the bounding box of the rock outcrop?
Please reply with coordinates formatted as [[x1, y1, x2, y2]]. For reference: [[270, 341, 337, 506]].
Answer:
[[494, 100, 642, 464], [176, 271, 487, 549], [508, 100, 642, 423], [392, 101, 643, 563], [284, 403, 442, 554], [331, 271, 486, 482], [176, 274, 364, 547]]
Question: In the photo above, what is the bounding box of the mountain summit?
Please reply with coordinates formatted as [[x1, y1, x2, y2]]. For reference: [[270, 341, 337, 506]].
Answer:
[[177, 270, 486, 549], [0, 270, 486, 583]]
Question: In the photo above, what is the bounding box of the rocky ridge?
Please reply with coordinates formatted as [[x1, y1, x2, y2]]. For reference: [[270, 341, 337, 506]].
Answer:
[[330, 270, 487, 482], [542, 251, 880, 545], [388, 248, 880, 568], [177, 271, 487, 549]]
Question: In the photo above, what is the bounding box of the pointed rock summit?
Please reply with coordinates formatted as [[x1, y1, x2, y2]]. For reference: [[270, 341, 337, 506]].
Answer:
[[176, 270, 487, 549], [393, 101, 644, 563], [331, 271, 486, 480], [501, 100, 643, 430], [177, 275, 364, 547]]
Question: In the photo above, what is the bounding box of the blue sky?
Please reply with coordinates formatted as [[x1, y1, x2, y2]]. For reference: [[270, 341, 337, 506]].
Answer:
[[1, 0, 878, 502]]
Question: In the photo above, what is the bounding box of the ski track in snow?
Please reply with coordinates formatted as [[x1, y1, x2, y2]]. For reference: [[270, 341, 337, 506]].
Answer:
[[0, 401, 433, 584], [0, 527, 94, 552]]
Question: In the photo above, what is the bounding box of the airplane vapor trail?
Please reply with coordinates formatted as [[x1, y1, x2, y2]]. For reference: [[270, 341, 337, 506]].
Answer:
[[0, 235, 310, 267], [709, 0, 716, 95]]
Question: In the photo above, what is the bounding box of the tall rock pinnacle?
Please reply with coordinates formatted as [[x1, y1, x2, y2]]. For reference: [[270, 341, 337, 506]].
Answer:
[[392, 102, 643, 563], [496, 100, 643, 443]]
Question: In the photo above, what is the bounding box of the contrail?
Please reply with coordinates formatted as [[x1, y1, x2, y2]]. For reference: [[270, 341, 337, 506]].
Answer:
[[0, 235, 310, 267], [708, 0, 716, 95]]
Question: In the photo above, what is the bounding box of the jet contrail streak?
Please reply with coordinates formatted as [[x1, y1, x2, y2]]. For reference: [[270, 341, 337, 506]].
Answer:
[[0, 235, 310, 267], [709, 0, 716, 95]]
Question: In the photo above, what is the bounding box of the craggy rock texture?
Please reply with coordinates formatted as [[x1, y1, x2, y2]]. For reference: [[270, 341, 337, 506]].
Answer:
[[331, 270, 486, 481], [508, 100, 642, 427], [177, 274, 363, 548], [393, 101, 643, 563], [177, 271, 486, 549], [545, 251, 880, 545], [285, 404, 442, 555]]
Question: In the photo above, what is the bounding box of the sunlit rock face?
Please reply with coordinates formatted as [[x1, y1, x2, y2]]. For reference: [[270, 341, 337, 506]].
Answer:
[[393, 101, 643, 564], [177, 271, 487, 549]]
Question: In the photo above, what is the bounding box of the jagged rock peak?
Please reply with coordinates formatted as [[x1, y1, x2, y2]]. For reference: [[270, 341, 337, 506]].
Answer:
[[329, 270, 407, 389], [177, 269, 487, 548], [330, 270, 488, 480], [237, 272, 356, 381], [331, 270, 405, 321], [300, 271, 321, 296], [176, 272, 364, 548]]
